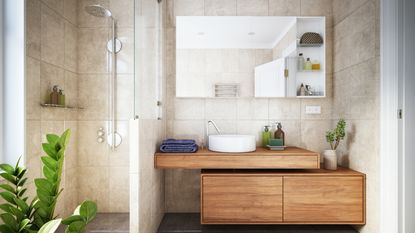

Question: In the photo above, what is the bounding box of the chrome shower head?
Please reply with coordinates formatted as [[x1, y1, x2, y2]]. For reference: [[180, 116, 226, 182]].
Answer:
[[85, 5, 112, 18]]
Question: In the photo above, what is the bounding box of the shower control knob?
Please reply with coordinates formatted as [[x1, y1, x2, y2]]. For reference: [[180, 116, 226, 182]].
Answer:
[[97, 127, 105, 137], [97, 137, 104, 143]]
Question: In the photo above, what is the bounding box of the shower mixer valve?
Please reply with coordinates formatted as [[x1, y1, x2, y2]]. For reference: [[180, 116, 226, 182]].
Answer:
[[97, 127, 105, 143]]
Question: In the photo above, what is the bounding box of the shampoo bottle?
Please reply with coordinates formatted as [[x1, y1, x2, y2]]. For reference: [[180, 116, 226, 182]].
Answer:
[[274, 122, 285, 146], [305, 58, 312, 70], [262, 126, 272, 147]]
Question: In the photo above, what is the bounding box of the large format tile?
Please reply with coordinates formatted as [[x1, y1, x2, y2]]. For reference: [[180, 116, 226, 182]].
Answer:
[[26, 57, 41, 120], [41, 4, 65, 68], [63, 0, 77, 25], [64, 21, 78, 73], [78, 28, 109, 74], [269, 0, 300, 16], [26, 0, 41, 59], [205, 0, 237, 16], [174, 0, 204, 16], [236, 0, 268, 16]]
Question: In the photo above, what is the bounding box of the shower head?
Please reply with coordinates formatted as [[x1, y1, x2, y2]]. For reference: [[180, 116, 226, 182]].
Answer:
[[85, 5, 112, 18]]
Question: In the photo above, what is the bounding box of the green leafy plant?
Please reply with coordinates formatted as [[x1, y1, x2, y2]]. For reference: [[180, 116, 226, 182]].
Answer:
[[0, 129, 97, 233], [326, 119, 346, 150]]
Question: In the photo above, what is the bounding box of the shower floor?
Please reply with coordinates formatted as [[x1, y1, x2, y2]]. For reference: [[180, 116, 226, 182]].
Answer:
[[57, 213, 129, 233]]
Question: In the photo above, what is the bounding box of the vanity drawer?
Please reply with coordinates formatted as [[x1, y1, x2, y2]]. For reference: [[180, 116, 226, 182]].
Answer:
[[283, 176, 365, 224], [201, 175, 283, 224]]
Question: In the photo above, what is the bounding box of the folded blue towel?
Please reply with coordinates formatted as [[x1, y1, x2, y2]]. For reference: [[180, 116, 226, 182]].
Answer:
[[160, 139, 198, 153], [162, 139, 196, 145]]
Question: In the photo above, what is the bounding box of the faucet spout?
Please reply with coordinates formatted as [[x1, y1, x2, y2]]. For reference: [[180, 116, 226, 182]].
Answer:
[[207, 120, 221, 135]]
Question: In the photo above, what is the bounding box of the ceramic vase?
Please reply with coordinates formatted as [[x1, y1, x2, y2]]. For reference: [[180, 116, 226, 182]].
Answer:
[[323, 150, 337, 170]]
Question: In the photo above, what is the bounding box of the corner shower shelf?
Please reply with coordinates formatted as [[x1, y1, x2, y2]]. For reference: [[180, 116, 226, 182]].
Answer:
[[40, 103, 84, 110]]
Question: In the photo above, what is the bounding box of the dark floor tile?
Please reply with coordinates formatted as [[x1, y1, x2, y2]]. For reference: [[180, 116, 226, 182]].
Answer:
[[157, 213, 358, 233]]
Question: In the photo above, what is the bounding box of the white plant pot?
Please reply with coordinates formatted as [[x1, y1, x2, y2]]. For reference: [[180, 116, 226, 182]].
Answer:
[[323, 150, 337, 170]]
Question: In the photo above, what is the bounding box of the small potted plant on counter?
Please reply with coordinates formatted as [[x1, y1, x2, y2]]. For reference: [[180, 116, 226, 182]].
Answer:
[[324, 119, 346, 170]]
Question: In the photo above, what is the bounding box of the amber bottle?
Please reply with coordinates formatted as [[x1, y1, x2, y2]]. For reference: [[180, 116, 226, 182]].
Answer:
[[274, 122, 285, 146]]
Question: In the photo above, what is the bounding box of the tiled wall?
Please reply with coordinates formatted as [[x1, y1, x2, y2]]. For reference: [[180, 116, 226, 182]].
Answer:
[[176, 49, 273, 97], [164, 0, 333, 212], [332, 0, 380, 233], [25, 0, 134, 216], [130, 0, 166, 232], [76, 0, 134, 213], [25, 0, 79, 217]]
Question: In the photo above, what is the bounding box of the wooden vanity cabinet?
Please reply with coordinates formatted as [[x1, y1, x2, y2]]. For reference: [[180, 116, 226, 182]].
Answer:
[[201, 168, 365, 225], [201, 175, 283, 224]]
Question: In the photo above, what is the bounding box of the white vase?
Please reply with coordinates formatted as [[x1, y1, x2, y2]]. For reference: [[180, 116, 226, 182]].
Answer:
[[323, 150, 337, 170]]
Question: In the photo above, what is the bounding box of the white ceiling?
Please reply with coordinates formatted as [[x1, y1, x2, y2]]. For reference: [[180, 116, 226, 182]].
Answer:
[[176, 16, 296, 49]]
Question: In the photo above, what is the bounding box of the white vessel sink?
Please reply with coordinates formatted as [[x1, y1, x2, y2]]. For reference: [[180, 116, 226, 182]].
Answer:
[[208, 134, 256, 153]]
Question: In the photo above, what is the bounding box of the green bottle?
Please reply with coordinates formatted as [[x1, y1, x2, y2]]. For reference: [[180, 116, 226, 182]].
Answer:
[[262, 126, 272, 147]]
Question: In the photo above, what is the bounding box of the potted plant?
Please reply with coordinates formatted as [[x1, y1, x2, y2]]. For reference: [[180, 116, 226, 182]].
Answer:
[[0, 129, 97, 233], [324, 119, 346, 170]]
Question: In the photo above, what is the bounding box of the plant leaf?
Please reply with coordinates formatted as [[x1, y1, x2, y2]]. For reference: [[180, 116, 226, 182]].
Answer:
[[0, 224, 15, 233], [0, 213, 18, 231], [43, 166, 56, 183], [34, 179, 53, 194], [79, 201, 97, 223], [66, 221, 85, 233], [46, 134, 59, 145], [41, 157, 58, 171], [0, 184, 16, 194], [0, 164, 15, 175], [61, 215, 85, 225], [42, 143, 57, 160], [18, 218, 30, 232], [17, 177, 28, 187], [0, 191, 16, 204], [0, 173, 17, 184], [38, 219, 61, 233]]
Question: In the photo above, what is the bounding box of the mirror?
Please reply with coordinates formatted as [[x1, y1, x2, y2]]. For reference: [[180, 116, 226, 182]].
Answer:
[[176, 16, 326, 98]]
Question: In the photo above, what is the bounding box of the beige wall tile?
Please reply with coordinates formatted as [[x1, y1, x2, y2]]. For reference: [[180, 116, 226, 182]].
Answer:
[[78, 121, 109, 167], [26, 120, 42, 182], [300, 120, 331, 152], [334, 1, 375, 42], [64, 22, 78, 73], [26, 57, 41, 120], [269, 0, 300, 16], [26, 0, 41, 59], [174, 99, 205, 120], [42, 0, 64, 15], [268, 99, 301, 120], [174, 0, 204, 16], [236, 120, 269, 145], [78, 74, 109, 120], [236, 0, 268, 16], [300, 0, 332, 16], [65, 168, 79, 213], [205, 99, 237, 120], [237, 98, 268, 120], [78, 28, 109, 74], [110, 0, 134, 28], [41, 4, 65, 67], [332, 0, 370, 25], [205, 0, 237, 16], [255, 49, 273, 66], [64, 0, 77, 25], [78, 167, 110, 212], [116, 28, 135, 74], [109, 167, 130, 212]]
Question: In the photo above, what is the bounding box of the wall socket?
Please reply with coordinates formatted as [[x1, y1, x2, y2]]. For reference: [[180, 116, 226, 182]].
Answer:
[[305, 105, 321, 114]]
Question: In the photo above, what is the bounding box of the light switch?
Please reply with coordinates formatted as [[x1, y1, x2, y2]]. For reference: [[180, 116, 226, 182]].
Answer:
[[305, 105, 321, 114]]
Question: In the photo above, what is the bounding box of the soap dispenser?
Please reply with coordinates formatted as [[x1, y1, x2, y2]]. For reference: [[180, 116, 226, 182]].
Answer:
[[262, 126, 272, 147], [274, 122, 285, 146], [50, 85, 59, 105]]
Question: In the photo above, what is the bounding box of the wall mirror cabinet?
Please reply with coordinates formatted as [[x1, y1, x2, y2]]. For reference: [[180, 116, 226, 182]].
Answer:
[[176, 16, 326, 98]]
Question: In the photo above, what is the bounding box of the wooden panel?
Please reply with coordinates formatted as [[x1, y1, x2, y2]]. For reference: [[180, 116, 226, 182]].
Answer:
[[201, 175, 283, 224], [155, 147, 320, 169], [283, 176, 365, 224]]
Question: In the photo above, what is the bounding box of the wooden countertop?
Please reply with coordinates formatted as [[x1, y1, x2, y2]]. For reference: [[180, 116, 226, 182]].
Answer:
[[155, 147, 320, 169]]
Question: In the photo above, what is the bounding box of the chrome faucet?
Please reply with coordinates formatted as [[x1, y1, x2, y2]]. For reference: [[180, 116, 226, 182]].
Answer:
[[206, 120, 221, 148], [207, 120, 221, 135]]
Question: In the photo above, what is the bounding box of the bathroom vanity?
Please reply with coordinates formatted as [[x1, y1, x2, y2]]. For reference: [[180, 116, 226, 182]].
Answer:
[[155, 147, 366, 225]]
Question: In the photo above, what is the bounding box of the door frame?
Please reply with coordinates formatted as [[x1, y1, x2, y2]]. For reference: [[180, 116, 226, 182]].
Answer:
[[380, 0, 403, 232]]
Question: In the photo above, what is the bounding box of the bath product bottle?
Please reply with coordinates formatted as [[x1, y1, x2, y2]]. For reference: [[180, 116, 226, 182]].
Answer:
[[262, 126, 272, 147], [312, 60, 320, 70], [274, 122, 285, 146], [58, 89, 65, 106], [297, 53, 305, 71], [299, 83, 306, 96], [305, 58, 312, 70], [50, 85, 59, 105]]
